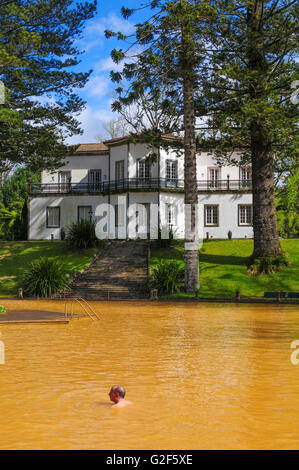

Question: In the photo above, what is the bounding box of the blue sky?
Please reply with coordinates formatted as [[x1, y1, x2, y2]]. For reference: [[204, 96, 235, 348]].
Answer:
[[69, 0, 147, 144]]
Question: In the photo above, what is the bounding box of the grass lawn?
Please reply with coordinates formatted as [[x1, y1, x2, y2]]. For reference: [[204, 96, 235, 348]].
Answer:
[[149, 239, 299, 299], [0, 240, 105, 298]]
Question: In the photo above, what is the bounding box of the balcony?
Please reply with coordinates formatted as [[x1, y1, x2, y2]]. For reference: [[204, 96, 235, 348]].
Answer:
[[29, 178, 252, 195]]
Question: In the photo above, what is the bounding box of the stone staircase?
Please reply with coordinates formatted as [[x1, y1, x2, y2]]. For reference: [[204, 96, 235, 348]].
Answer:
[[67, 240, 150, 300]]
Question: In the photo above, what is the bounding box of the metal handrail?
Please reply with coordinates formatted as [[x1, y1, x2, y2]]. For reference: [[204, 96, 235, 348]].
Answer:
[[29, 178, 252, 195], [76, 297, 100, 320], [64, 297, 100, 321]]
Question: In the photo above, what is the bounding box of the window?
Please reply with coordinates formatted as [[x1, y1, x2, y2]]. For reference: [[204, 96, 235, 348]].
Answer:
[[204, 205, 219, 226], [240, 167, 251, 188], [136, 203, 150, 234], [59, 171, 71, 192], [88, 170, 101, 189], [115, 204, 125, 227], [78, 206, 92, 222], [137, 160, 150, 179], [166, 204, 177, 226], [115, 160, 124, 181], [166, 160, 178, 180], [208, 168, 220, 188], [238, 205, 252, 225], [47, 207, 60, 228]]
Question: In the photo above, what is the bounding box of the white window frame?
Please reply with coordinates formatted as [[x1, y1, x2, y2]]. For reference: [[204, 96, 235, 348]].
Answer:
[[240, 167, 251, 181], [166, 203, 178, 227], [208, 168, 220, 188], [78, 206, 92, 222], [115, 204, 125, 227], [137, 159, 150, 179], [204, 205, 219, 226], [88, 169, 101, 188], [115, 160, 125, 181], [238, 205, 252, 226], [166, 160, 178, 180], [58, 171, 71, 192], [46, 207, 60, 228]]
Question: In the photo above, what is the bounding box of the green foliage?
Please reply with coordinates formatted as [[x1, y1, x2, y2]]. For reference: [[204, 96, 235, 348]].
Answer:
[[277, 211, 299, 239], [0, 305, 6, 314], [0, 0, 97, 171], [276, 169, 299, 239], [150, 259, 184, 295], [150, 224, 176, 250], [0, 241, 103, 298], [1, 168, 40, 209], [0, 168, 37, 240], [22, 257, 68, 298], [247, 254, 290, 276], [150, 239, 299, 299], [108, 0, 298, 264], [0, 207, 18, 239], [66, 220, 98, 249]]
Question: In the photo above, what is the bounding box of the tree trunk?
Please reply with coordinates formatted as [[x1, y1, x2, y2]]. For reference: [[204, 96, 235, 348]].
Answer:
[[182, 32, 199, 292], [247, 0, 282, 261], [251, 133, 282, 259]]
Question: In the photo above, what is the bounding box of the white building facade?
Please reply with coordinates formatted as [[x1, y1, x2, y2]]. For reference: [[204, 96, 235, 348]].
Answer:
[[28, 135, 253, 241]]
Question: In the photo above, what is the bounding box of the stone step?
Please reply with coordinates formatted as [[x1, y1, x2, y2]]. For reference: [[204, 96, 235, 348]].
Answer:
[[67, 240, 149, 300]]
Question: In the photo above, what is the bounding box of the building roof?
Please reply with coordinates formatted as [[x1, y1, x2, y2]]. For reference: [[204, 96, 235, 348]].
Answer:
[[75, 143, 109, 155], [72, 134, 183, 155], [103, 133, 183, 146]]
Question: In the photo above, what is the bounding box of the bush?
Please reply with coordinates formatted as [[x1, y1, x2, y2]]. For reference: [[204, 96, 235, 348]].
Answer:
[[66, 219, 97, 249], [150, 259, 184, 295], [151, 224, 176, 248], [22, 257, 68, 297], [277, 210, 299, 239], [0, 305, 6, 314], [247, 254, 290, 275]]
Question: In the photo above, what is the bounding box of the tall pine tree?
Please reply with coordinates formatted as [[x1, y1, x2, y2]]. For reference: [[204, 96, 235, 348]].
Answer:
[[205, 0, 298, 268], [107, 0, 216, 292], [0, 0, 97, 173]]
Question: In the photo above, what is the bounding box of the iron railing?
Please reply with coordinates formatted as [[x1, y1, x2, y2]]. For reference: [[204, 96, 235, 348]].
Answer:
[[29, 178, 252, 195]]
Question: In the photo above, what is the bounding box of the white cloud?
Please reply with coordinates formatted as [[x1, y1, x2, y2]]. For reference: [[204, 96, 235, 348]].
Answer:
[[83, 74, 111, 98], [66, 104, 116, 144], [95, 56, 123, 73], [86, 12, 135, 37]]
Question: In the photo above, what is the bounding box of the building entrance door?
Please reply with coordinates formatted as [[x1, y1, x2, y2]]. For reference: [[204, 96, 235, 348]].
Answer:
[[136, 203, 150, 239]]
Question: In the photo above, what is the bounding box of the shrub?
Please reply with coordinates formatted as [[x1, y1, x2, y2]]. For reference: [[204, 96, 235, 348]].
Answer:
[[247, 254, 290, 275], [0, 305, 6, 314], [151, 224, 176, 248], [66, 219, 97, 249], [150, 259, 184, 295], [277, 211, 299, 239], [22, 257, 68, 298]]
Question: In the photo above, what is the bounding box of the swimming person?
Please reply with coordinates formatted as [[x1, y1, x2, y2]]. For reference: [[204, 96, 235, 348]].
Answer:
[[108, 385, 133, 408]]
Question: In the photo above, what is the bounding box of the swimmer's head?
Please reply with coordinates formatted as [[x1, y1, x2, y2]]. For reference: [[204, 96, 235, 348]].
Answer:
[[109, 385, 126, 403]]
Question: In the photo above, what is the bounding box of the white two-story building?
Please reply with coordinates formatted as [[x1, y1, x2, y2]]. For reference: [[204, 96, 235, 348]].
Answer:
[[28, 134, 253, 240]]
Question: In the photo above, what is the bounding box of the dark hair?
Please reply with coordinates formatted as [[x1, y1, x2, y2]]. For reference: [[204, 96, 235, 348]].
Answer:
[[113, 385, 126, 398]]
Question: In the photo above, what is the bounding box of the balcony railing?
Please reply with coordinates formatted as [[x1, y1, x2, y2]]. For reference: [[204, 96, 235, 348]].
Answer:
[[29, 178, 252, 195]]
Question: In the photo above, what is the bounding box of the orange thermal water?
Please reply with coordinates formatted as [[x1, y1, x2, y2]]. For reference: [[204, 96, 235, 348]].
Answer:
[[0, 300, 299, 449]]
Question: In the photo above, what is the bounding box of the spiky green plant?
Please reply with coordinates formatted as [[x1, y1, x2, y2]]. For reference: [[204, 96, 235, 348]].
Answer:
[[150, 259, 184, 295], [0, 305, 6, 314], [22, 257, 68, 298], [66, 220, 97, 249], [247, 254, 290, 276]]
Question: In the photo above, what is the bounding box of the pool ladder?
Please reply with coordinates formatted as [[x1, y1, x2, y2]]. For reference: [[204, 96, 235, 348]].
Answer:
[[64, 297, 100, 321]]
